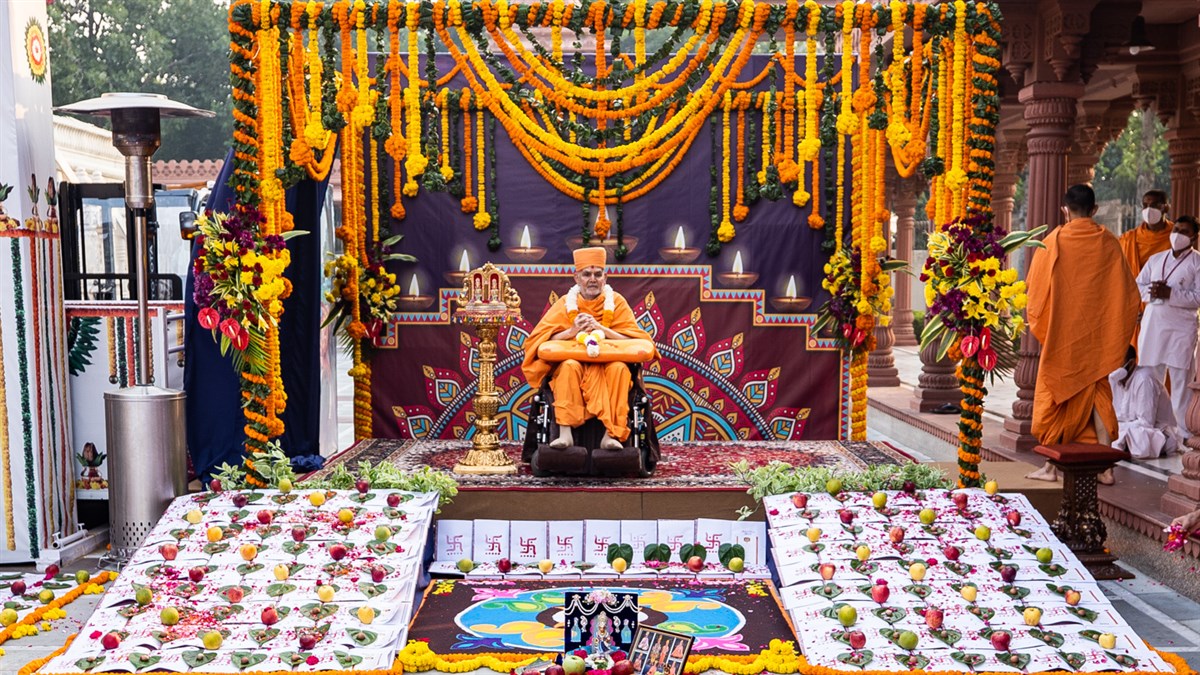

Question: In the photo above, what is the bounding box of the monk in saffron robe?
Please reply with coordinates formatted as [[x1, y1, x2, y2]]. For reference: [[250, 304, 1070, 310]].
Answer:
[[521, 247, 658, 450], [1025, 184, 1141, 482], [1119, 190, 1171, 346]]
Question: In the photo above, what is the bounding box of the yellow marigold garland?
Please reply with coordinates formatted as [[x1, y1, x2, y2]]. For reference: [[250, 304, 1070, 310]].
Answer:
[[0, 572, 113, 646]]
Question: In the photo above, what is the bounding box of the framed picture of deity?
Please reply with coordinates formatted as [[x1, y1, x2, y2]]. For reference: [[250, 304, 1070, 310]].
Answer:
[[564, 589, 640, 654], [628, 626, 693, 675]]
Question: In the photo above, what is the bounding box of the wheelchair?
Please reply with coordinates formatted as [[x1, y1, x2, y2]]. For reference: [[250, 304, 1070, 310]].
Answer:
[[521, 363, 660, 477]]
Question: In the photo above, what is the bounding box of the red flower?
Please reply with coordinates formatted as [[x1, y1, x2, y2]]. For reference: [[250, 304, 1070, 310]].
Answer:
[[960, 335, 979, 358], [219, 318, 241, 341], [306, 656, 319, 665], [612, 651, 627, 662], [978, 348, 997, 371], [232, 328, 250, 351], [198, 307, 219, 330]]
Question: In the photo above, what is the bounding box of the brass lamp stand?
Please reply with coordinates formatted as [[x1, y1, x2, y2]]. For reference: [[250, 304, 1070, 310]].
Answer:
[[453, 263, 521, 474]]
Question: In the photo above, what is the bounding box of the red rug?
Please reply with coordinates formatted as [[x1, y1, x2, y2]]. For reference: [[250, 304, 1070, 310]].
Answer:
[[306, 439, 909, 489]]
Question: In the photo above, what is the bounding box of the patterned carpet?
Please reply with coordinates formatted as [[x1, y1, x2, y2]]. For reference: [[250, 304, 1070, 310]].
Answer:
[[306, 439, 910, 489]]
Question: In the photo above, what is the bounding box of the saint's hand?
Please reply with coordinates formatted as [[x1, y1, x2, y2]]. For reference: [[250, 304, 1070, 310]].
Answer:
[[1173, 509, 1200, 533]]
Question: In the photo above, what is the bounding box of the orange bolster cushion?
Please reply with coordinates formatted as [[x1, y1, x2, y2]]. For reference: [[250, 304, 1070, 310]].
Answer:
[[537, 339, 656, 364]]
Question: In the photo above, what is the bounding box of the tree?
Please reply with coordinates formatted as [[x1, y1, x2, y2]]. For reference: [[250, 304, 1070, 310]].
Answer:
[[47, 0, 233, 161], [1093, 110, 1170, 221]]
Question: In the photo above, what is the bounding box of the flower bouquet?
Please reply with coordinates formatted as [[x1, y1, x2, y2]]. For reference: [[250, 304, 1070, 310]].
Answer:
[[323, 233, 414, 344], [919, 214, 1045, 487], [814, 247, 905, 353], [192, 206, 303, 374]]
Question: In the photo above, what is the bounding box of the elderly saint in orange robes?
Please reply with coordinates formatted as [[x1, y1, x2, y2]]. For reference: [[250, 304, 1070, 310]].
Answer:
[[521, 247, 658, 450], [1026, 185, 1141, 482]]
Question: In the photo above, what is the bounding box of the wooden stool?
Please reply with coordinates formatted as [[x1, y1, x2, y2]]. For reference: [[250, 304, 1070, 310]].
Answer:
[[1032, 443, 1130, 580]]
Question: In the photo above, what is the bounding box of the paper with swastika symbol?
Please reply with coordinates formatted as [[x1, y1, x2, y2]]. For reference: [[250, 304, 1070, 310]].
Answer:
[[472, 519, 509, 562], [509, 521, 548, 563]]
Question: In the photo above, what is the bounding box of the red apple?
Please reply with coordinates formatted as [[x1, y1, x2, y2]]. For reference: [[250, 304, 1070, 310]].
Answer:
[[160, 543, 179, 561], [901, 480, 916, 494], [999, 565, 1017, 583], [990, 631, 1011, 652], [847, 630, 866, 649], [10, 581, 25, 595], [545, 666, 566, 675], [387, 493, 402, 507], [329, 543, 348, 561], [497, 558, 512, 574], [888, 527, 905, 543], [838, 510, 855, 524], [226, 586, 245, 603], [611, 660, 635, 675], [209, 478, 223, 492], [299, 631, 318, 650], [687, 556, 705, 572], [952, 492, 969, 509], [1064, 590, 1082, 606], [261, 606, 279, 625], [371, 566, 386, 583], [257, 510, 273, 525], [819, 563, 836, 581], [232, 494, 249, 508], [1006, 511, 1022, 527], [101, 632, 121, 650], [924, 607, 944, 630], [791, 494, 808, 509], [292, 526, 307, 542], [355, 479, 370, 494], [943, 545, 961, 561], [189, 567, 205, 583], [871, 582, 890, 604], [44, 564, 60, 579]]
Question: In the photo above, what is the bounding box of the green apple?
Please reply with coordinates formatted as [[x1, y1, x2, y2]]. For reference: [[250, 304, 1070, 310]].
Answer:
[[38, 589, 55, 604], [374, 525, 392, 541], [837, 604, 857, 627], [202, 631, 223, 650], [871, 492, 887, 509], [897, 630, 918, 651], [0, 608, 16, 626], [135, 586, 152, 606], [727, 557, 744, 573], [919, 508, 936, 525], [75, 570, 91, 586], [160, 606, 181, 626], [456, 558, 475, 573], [1098, 633, 1117, 649], [826, 479, 843, 496], [974, 525, 991, 541], [855, 545, 871, 561], [1036, 547, 1053, 564], [277, 478, 293, 494]]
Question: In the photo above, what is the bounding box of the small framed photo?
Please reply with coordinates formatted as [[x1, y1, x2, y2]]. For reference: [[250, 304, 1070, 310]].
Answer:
[[628, 626, 694, 675]]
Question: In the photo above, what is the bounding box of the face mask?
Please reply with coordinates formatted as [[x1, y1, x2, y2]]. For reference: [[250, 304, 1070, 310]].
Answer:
[[1143, 207, 1163, 225], [1171, 232, 1193, 251]]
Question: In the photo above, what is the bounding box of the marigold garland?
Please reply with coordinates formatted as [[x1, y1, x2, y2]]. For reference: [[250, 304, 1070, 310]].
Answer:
[[0, 572, 113, 646], [225, 0, 1005, 444]]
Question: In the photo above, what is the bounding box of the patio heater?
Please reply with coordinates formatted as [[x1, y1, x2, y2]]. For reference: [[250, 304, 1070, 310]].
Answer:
[[56, 93, 214, 567]]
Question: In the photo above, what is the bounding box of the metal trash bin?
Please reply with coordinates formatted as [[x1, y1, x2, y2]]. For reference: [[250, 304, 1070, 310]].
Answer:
[[103, 386, 187, 564]]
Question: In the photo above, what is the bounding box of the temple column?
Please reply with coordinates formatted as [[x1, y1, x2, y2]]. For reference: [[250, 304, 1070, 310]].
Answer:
[[1000, 83, 1082, 452], [891, 178, 919, 347], [1166, 127, 1200, 217], [868, 172, 902, 387]]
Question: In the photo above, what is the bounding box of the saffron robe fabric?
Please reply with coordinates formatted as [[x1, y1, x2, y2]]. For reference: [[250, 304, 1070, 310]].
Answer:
[[521, 291, 658, 441], [1027, 218, 1141, 445]]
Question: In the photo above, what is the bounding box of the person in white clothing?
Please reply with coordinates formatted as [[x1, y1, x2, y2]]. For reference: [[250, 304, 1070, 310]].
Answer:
[[1136, 215, 1200, 434], [1111, 347, 1184, 459]]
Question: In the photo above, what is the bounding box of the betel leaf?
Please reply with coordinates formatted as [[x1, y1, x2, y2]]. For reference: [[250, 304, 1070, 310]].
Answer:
[[75, 656, 105, 672], [679, 543, 706, 563], [606, 543, 633, 565], [718, 543, 745, 566], [643, 543, 670, 563]]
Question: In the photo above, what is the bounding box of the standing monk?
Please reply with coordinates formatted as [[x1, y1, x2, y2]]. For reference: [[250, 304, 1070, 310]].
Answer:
[[1120, 190, 1172, 346], [1025, 185, 1141, 482], [521, 247, 658, 450]]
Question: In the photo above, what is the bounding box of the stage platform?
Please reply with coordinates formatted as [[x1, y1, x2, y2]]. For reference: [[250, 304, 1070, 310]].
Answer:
[[306, 439, 1065, 522]]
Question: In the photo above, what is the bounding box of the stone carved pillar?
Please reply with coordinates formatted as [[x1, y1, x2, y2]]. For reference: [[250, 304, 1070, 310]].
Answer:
[[910, 341, 960, 412], [868, 175, 902, 386], [1166, 131, 1200, 218], [1000, 85, 1081, 452], [891, 179, 919, 347], [993, 178, 1018, 238]]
